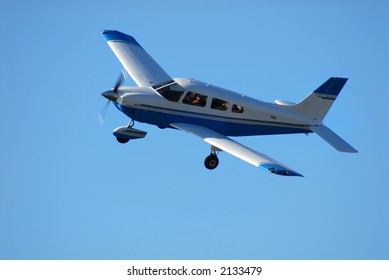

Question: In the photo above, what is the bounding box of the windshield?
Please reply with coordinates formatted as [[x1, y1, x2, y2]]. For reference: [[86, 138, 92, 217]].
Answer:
[[153, 80, 185, 102]]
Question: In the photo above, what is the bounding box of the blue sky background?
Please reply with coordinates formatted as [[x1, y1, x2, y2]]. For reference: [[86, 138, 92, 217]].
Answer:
[[1, 0, 388, 259]]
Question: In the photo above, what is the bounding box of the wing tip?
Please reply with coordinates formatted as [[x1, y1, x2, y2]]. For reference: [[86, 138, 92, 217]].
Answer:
[[260, 163, 303, 177], [102, 30, 141, 48], [338, 146, 358, 153]]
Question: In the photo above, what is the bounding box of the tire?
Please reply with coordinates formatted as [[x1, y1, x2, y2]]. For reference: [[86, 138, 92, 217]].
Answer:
[[204, 154, 219, 170], [116, 137, 129, 144]]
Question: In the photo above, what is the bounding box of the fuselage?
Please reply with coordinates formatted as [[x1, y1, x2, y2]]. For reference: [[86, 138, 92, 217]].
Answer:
[[113, 78, 317, 137]]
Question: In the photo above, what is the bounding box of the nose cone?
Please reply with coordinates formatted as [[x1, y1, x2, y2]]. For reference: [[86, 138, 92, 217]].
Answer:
[[101, 90, 119, 102]]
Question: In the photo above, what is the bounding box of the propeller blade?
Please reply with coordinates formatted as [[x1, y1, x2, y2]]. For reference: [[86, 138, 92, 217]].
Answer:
[[98, 100, 110, 126], [113, 72, 124, 93]]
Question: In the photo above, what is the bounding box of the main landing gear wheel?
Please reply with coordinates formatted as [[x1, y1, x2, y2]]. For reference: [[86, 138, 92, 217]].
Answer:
[[204, 153, 219, 170]]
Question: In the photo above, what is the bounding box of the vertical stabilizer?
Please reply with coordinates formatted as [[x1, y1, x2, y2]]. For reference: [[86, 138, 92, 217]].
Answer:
[[286, 77, 348, 121]]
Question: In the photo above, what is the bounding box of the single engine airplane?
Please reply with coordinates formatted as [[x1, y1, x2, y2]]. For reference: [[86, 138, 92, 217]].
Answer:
[[100, 30, 357, 177]]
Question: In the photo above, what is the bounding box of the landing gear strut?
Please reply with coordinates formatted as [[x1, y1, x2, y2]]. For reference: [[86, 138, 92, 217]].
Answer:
[[204, 151, 219, 170], [115, 119, 134, 144]]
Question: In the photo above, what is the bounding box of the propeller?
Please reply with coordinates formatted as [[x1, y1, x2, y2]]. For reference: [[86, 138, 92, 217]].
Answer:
[[98, 70, 126, 126]]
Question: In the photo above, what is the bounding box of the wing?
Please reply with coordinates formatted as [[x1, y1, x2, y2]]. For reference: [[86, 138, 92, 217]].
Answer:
[[102, 30, 172, 87], [171, 123, 303, 177]]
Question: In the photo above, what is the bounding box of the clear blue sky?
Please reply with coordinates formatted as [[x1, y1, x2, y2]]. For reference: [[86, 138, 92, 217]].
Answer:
[[1, 0, 388, 259]]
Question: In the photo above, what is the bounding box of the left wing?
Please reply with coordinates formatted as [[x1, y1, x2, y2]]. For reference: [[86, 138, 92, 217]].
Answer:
[[171, 123, 303, 177], [102, 30, 172, 87]]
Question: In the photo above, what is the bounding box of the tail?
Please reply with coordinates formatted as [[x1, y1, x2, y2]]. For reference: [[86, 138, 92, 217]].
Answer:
[[278, 77, 358, 153], [289, 77, 348, 121]]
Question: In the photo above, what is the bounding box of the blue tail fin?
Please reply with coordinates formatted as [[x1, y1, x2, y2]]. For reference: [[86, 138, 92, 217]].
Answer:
[[314, 77, 348, 96], [285, 77, 348, 121]]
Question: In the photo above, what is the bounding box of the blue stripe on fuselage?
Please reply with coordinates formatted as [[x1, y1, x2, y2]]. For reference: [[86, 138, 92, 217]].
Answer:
[[115, 103, 309, 136]]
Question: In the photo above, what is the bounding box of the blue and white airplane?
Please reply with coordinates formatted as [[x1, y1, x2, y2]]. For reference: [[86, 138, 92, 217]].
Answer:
[[100, 30, 357, 177]]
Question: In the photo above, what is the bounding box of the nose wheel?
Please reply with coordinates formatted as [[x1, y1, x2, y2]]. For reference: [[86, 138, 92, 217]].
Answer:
[[204, 152, 219, 170], [116, 137, 130, 144]]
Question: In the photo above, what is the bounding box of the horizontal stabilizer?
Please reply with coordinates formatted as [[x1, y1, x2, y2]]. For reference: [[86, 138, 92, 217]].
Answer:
[[309, 125, 358, 153]]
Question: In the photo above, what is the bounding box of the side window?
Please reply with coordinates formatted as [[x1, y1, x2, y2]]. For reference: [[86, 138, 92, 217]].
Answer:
[[211, 98, 229, 111], [232, 104, 244, 113], [182, 91, 207, 107], [154, 81, 184, 102]]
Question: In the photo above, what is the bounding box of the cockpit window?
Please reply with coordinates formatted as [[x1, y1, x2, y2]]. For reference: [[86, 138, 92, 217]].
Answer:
[[232, 104, 244, 113], [182, 91, 207, 107], [211, 98, 228, 111], [153, 80, 184, 102]]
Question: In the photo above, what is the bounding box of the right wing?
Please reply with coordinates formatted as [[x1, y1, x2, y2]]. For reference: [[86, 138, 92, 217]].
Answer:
[[102, 30, 172, 87], [171, 123, 303, 177]]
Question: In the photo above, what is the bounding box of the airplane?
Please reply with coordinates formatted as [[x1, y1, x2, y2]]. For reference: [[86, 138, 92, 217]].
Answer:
[[100, 30, 357, 177]]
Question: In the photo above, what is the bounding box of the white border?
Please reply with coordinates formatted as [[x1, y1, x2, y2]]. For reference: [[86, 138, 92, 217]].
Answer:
[[0, 260, 388, 280]]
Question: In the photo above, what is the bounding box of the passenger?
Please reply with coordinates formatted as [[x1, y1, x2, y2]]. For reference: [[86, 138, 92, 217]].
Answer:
[[192, 95, 201, 105]]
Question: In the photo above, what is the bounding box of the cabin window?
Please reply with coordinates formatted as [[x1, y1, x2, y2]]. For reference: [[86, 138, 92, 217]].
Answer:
[[153, 80, 184, 102], [211, 98, 228, 111], [182, 91, 207, 107], [232, 104, 244, 113]]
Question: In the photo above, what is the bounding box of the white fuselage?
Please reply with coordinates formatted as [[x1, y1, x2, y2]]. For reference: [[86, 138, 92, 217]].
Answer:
[[114, 78, 318, 137]]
